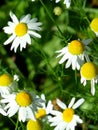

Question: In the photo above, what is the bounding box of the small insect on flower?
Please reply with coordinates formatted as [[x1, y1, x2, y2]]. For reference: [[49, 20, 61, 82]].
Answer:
[[56, 39, 91, 70], [49, 97, 85, 130], [90, 18, 98, 37], [3, 12, 42, 52], [80, 62, 98, 95], [1, 91, 43, 122]]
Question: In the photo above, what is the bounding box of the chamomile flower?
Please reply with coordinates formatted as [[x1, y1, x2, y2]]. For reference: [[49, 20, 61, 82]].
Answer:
[[0, 73, 18, 96], [56, 39, 91, 70], [1, 91, 43, 122], [3, 12, 42, 52], [35, 94, 53, 119], [49, 98, 85, 130], [90, 18, 98, 36], [80, 62, 98, 95], [27, 119, 41, 130], [52, 0, 71, 8]]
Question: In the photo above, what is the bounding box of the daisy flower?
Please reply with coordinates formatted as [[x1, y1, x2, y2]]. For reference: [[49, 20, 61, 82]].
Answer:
[[1, 91, 43, 122], [90, 18, 98, 36], [51, 0, 71, 8], [3, 12, 42, 52], [49, 98, 85, 130], [56, 39, 91, 70], [35, 94, 53, 119], [80, 62, 98, 95], [0, 73, 18, 96], [27, 119, 41, 130]]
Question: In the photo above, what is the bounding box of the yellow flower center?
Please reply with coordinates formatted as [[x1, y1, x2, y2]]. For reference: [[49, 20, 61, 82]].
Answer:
[[16, 91, 32, 107], [15, 23, 28, 36], [68, 40, 84, 55], [90, 18, 98, 32], [62, 108, 74, 122], [0, 74, 13, 87], [80, 62, 98, 80], [27, 120, 41, 130], [36, 108, 46, 119]]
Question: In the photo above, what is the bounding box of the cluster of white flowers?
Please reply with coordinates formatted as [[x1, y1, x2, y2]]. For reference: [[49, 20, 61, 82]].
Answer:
[[0, 73, 84, 130], [2, 0, 98, 130], [0, 73, 54, 129], [56, 38, 98, 96]]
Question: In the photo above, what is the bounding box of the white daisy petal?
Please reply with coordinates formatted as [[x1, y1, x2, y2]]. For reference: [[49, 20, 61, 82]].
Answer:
[[28, 22, 42, 31], [64, 0, 71, 8], [20, 14, 31, 23], [46, 100, 53, 114], [4, 34, 16, 45], [3, 27, 13, 34], [82, 39, 92, 45], [56, 99, 66, 109], [19, 107, 26, 122], [50, 110, 62, 116], [0, 109, 7, 116], [8, 104, 19, 117], [65, 58, 72, 68], [71, 56, 78, 70], [10, 11, 19, 24], [72, 98, 85, 109], [91, 79, 95, 96], [59, 54, 68, 64], [10, 37, 20, 52], [52, 0, 71, 8], [26, 107, 36, 121], [28, 30, 41, 38], [74, 115, 83, 124], [56, 0, 60, 3], [68, 97, 75, 108], [22, 34, 31, 44]]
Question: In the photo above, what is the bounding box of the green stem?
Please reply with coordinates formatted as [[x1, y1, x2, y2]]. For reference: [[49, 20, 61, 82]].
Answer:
[[8, 117, 16, 126], [15, 117, 19, 130], [75, 69, 77, 84], [39, 0, 64, 36]]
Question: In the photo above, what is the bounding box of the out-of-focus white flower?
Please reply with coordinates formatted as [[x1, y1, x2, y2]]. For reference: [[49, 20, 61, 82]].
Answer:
[[35, 94, 53, 119], [51, 0, 71, 8]]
